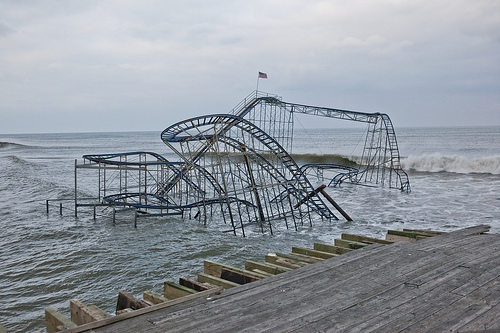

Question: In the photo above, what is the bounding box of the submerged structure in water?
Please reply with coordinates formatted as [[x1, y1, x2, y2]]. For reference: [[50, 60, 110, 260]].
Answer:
[[74, 92, 410, 235]]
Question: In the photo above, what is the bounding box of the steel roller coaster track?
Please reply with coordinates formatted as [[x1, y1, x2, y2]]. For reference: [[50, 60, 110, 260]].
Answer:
[[73, 91, 410, 235]]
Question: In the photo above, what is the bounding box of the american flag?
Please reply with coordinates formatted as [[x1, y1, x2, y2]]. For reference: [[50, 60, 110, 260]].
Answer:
[[258, 72, 267, 79]]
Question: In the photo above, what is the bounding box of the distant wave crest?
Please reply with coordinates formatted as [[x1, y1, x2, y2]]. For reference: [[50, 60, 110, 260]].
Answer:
[[291, 153, 358, 166], [402, 154, 500, 175], [0, 141, 26, 149]]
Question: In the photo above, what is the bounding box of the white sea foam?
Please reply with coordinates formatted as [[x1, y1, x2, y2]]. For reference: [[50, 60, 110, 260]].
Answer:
[[402, 153, 500, 175]]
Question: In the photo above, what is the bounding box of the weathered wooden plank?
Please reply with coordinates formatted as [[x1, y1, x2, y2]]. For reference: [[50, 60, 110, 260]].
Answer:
[[164, 281, 197, 299], [64, 241, 400, 332], [447, 224, 490, 236], [179, 277, 213, 292], [396, 225, 490, 248], [412, 273, 500, 332], [275, 252, 320, 264], [143, 290, 169, 305], [386, 233, 415, 242], [65, 227, 500, 333], [147, 245, 418, 332], [341, 265, 477, 332], [348, 242, 500, 333], [451, 254, 500, 297], [334, 238, 368, 249], [387, 229, 433, 240], [45, 307, 78, 333], [416, 232, 495, 252], [341, 233, 394, 245], [181, 237, 497, 332], [63, 287, 224, 333], [291, 246, 339, 259], [261, 242, 386, 278], [264, 254, 304, 269], [88, 305, 110, 320], [272, 251, 487, 333], [287, 252, 324, 262], [252, 268, 274, 277], [191, 242, 391, 318], [244, 260, 292, 275], [220, 267, 262, 284], [314, 242, 353, 255], [204, 260, 269, 280], [403, 228, 445, 236], [197, 273, 240, 289], [455, 301, 500, 332], [70, 299, 110, 326], [404, 258, 475, 288], [333, 273, 468, 332], [115, 308, 134, 315], [115, 291, 149, 314]]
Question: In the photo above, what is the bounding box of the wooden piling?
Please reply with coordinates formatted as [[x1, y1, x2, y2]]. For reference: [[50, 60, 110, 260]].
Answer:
[[70, 299, 110, 326], [163, 281, 197, 299], [142, 291, 169, 305], [334, 238, 368, 249], [45, 307, 77, 333], [203, 260, 268, 281], [197, 273, 240, 289], [265, 254, 306, 269], [115, 291, 149, 314], [179, 277, 214, 292], [244, 260, 292, 275]]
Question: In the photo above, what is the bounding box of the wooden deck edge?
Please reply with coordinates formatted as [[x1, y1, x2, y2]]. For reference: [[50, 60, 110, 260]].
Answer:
[[202, 242, 390, 301], [51, 226, 485, 333], [447, 224, 490, 237], [60, 287, 223, 333]]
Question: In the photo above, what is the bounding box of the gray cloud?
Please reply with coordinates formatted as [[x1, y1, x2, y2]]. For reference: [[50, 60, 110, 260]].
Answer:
[[0, 21, 14, 36], [0, 0, 499, 133]]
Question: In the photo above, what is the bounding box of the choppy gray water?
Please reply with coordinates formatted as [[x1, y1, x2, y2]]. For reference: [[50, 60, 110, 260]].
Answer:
[[1, 126, 500, 332]]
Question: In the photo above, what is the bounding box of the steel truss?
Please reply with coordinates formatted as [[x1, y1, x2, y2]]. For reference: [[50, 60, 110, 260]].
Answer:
[[74, 91, 410, 235]]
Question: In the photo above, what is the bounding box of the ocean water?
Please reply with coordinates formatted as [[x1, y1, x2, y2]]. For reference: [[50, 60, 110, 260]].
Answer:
[[1, 126, 499, 332]]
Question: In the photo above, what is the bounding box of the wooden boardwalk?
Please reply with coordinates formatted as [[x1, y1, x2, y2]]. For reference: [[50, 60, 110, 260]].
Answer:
[[60, 225, 500, 332]]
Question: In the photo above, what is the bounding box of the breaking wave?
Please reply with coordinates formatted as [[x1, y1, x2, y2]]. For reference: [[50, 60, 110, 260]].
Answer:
[[290, 153, 358, 166], [0, 142, 27, 149], [402, 154, 500, 175]]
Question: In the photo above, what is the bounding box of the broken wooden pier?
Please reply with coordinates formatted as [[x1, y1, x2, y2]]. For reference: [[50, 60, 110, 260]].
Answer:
[[45, 225, 500, 332]]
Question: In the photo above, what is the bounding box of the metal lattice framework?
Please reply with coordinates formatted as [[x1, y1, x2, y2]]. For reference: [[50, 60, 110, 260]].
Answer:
[[273, 99, 410, 192], [74, 91, 410, 235]]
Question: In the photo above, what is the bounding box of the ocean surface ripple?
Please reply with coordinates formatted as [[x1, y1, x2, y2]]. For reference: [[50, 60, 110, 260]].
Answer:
[[0, 127, 499, 332]]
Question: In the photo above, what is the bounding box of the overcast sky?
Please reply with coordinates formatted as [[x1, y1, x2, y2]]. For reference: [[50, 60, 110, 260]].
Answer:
[[1, 0, 499, 134]]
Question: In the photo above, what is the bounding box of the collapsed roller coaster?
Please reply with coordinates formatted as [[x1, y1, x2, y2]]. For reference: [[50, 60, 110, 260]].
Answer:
[[73, 91, 410, 235]]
